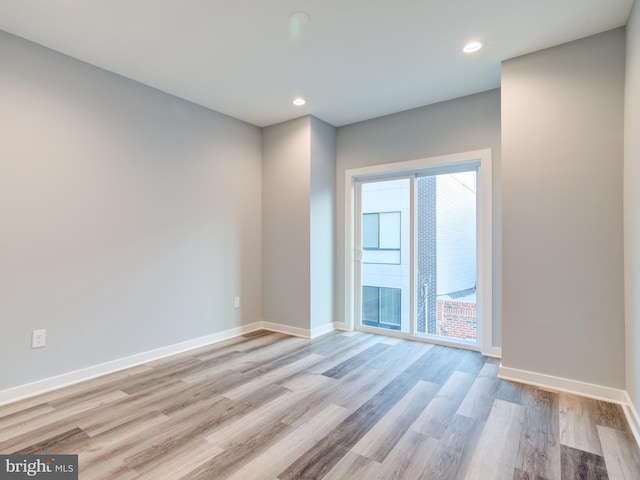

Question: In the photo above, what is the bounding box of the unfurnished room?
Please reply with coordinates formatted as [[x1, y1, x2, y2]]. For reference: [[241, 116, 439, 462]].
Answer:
[[1, 1, 640, 479]]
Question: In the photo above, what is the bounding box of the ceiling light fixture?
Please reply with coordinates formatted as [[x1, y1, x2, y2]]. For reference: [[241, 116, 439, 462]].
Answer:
[[289, 12, 311, 40], [463, 41, 483, 53], [290, 12, 311, 26], [293, 97, 306, 106]]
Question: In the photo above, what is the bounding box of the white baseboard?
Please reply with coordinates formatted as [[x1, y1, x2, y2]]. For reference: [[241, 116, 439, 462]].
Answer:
[[333, 321, 347, 331], [0, 322, 262, 407], [260, 322, 313, 338], [310, 323, 340, 338], [482, 346, 502, 359], [624, 391, 640, 448], [0, 321, 345, 406], [498, 365, 627, 404], [260, 321, 343, 339]]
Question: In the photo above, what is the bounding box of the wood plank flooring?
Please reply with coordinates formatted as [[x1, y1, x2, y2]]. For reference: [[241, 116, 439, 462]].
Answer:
[[1, 330, 639, 479]]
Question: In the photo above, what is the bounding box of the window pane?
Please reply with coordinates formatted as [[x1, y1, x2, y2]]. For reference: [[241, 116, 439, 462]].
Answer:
[[379, 212, 400, 249], [359, 177, 410, 334], [362, 249, 401, 264], [416, 171, 477, 341], [362, 213, 379, 249], [362, 286, 379, 323], [380, 287, 401, 326]]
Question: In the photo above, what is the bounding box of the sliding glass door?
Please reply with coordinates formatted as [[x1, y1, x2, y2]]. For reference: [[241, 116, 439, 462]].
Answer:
[[355, 167, 479, 349], [415, 171, 477, 344], [358, 178, 411, 333]]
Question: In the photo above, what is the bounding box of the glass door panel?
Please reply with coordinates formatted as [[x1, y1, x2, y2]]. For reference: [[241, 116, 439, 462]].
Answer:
[[358, 178, 411, 333], [416, 171, 477, 344]]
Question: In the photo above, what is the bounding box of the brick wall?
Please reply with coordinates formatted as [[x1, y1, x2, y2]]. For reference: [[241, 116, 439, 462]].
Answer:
[[436, 299, 477, 340], [417, 176, 437, 334]]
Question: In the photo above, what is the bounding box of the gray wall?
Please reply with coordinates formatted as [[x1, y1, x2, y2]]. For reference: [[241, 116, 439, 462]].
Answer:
[[336, 89, 502, 348], [0, 31, 263, 390], [626, 1, 640, 411], [2, 16, 632, 399], [262, 116, 337, 332], [310, 117, 337, 331], [502, 29, 625, 388], [262, 117, 312, 330]]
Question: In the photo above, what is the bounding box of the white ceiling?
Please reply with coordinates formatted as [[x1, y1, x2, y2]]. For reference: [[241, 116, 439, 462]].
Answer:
[[0, 1, 633, 127]]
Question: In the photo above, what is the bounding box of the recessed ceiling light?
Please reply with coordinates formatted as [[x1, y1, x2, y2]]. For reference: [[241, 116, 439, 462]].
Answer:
[[293, 97, 306, 106], [463, 41, 483, 53]]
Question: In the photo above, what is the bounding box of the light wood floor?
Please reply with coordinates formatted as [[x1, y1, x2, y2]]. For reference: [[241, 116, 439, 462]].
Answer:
[[1, 330, 639, 479]]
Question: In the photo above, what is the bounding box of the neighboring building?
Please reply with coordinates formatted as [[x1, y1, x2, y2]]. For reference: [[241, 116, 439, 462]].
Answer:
[[362, 172, 477, 340], [361, 179, 411, 331]]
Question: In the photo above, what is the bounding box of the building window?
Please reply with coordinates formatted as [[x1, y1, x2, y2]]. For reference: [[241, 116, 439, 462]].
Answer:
[[362, 211, 401, 264], [362, 286, 401, 329]]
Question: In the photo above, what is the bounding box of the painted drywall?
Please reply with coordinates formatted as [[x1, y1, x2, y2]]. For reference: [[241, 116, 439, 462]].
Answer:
[[262, 117, 312, 330], [626, 1, 640, 413], [0, 31, 262, 391], [336, 89, 502, 348], [262, 116, 337, 333], [310, 117, 337, 332], [502, 29, 625, 388]]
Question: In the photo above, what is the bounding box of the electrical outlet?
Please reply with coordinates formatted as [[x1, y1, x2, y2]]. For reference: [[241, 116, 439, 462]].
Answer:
[[234, 296, 240, 308], [32, 329, 46, 348]]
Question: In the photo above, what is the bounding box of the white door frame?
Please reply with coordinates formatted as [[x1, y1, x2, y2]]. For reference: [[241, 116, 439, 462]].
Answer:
[[344, 149, 499, 357]]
